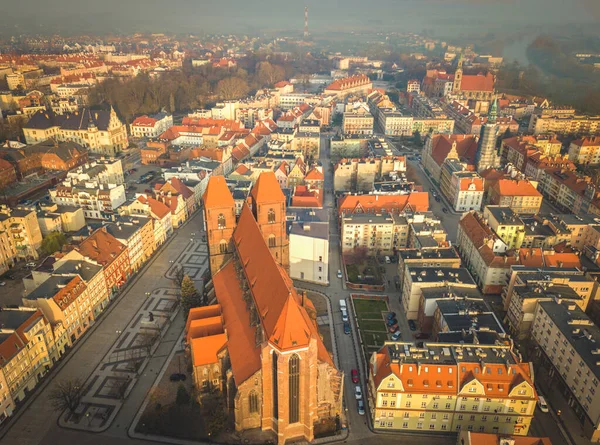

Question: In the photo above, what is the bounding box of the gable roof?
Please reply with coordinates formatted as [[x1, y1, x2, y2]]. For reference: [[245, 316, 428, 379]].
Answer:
[[460, 72, 495, 92], [430, 135, 479, 167], [78, 228, 126, 266], [338, 192, 429, 215]]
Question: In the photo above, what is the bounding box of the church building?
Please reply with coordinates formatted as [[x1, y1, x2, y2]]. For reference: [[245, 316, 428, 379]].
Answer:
[[190, 172, 343, 444]]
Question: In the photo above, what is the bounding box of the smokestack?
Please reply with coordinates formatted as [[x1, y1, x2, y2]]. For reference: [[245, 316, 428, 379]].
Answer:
[[304, 7, 309, 39]]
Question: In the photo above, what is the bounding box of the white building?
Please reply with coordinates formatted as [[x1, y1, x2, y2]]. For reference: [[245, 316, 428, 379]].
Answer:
[[65, 158, 124, 185], [288, 209, 329, 286], [50, 183, 126, 220], [130, 112, 173, 139]]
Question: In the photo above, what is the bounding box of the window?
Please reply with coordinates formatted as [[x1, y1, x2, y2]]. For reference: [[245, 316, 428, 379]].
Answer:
[[402, 422, 409, 428], [272, 352, 278, 419], [217, 213, 226, 229], [268, 235, 276, 248], [219, 239, 227, 254], [289, 354, 300, 423], [268, 208, 276, 224], [249, 391, 259, 413]]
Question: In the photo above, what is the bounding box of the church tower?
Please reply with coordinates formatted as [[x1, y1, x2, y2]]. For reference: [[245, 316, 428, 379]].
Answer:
[[476, 97, 500, 172], [203, 176, 237, 276], [452, 53, 463, 94], [250, 172, 289, 271]]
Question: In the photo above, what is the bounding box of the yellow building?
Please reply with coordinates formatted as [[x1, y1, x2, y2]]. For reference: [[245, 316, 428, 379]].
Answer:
[[0, 206, 43, 260], [483, 206, 525, 250], [0, 308, 59, 413], [369, 342, 537, 436]]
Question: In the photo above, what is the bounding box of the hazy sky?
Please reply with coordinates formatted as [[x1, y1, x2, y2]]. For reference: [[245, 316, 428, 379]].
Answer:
[[0, 0, 598, 37]]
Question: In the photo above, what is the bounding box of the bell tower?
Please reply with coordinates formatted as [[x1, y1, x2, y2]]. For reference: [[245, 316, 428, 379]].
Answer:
[[453, 53, 463, 94], [250, 172, 289, 271], [203, 176, 237, 276]]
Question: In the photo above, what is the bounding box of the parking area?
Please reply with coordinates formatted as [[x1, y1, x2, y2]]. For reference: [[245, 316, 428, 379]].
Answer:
[[351, 296, 395, 362], [124, 165, 164, 197]]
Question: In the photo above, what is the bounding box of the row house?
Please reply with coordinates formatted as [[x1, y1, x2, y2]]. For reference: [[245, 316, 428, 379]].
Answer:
[[77, 228, 131, 295], [119, 195, 173, 247], [537, 169, 593, 215], [154, 177, 196, 220], [488, 179, 542, 215], [0, 308, 61, 421], [439, 159, 484, 212], [568, 136, 600, 166], [369, 343, 537, 436], [105, 216, 155, 274]]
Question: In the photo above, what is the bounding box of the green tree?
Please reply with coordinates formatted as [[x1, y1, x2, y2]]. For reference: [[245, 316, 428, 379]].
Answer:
[[180, 275, 205, 315], [41, 232, 67, 256]]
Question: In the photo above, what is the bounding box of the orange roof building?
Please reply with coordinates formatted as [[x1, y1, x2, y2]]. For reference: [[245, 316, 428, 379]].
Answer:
[[338, 192, 429, 216], [489, 179, 543, 215], [370, 342, 537, 435], [199, 173, 342, 443], [459, 432, 552, 445]]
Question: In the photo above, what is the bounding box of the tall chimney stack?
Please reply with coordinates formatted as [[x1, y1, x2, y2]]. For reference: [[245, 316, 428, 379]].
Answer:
[[304, 7, 309, 39]]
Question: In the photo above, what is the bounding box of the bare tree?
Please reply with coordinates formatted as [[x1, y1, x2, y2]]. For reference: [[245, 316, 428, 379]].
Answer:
[[138, 331, 160, 357], [49, 378, 84, 415], [216, 77, 249, 100], [172, 264, 185, 288]]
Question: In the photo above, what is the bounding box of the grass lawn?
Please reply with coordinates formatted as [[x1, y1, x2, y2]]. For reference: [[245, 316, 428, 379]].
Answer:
[[346, 264, 360, 282], [359, 319, 388, 332], [353, 298, 388, 315], [356, 311, 384, 321]]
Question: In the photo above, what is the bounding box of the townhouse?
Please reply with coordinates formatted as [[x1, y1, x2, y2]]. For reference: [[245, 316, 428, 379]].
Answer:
[[488, 180, 542, 215]]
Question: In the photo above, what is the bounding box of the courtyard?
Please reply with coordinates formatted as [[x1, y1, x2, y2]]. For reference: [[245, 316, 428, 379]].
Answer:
[[351, 296, 392, 362]]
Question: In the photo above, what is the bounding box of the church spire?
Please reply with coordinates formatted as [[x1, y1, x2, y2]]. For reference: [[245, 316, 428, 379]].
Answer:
[[488, 97, 498, 124]]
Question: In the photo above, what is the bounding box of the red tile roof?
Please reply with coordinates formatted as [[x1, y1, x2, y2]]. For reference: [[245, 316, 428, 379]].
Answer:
[[494, 179, 542, 197], [203, 176, 234, 209], [78, 228, 126, 266], [338, 192, 429, 215], [430, 134, 479, 167], [251, 171, 285, 203], [460, 72, 495, 92]]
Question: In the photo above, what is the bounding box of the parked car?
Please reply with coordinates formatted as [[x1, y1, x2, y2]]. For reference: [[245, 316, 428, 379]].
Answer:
[[389, 324, 399, 333], [408, 320, 417, 331], [415, 332, 430, 339], [343, 322, 351, 335], [26, 262, 36, 268], [357, 399, 365, 415], [538, 395, 549, 413], [386, 318, 398, 327], [435, 196, 441, 202], [351, 369, 359, 384], [341, 309, 349, 322], [391, 331, 402, 341], [169, 373, 186, 382], [337, 270, 343, 279], [354, 385, 362, 400], [339, 299, 347, 311], [442, 207, 449, 214], [0, 282, 5, 286], [386, 312, 396, 320]]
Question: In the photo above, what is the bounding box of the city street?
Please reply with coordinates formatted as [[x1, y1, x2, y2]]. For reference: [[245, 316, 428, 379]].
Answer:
[[0, 211, 205, 445]]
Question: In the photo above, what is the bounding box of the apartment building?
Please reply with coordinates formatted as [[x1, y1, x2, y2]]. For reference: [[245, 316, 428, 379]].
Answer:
[[23, 108, 128, 156], [529, 114, 600, 135], [456, 212, 518, 295], [288, 208, 329, 286], [397, 248, 461, 294], [531, 300, 600, 442], [401, 266, 476, 321], [36, 203, 86, 236], [0, 206, 43, 260], [457, 432, 552, 445], [324, 74, 373, 98], [343, 106, 374, 135], [537, 169, 592, 215], [377, 109, 413, 137], [439, 159, 484, 212], [488, 180, 543, 215], [334, 157, 407, 192], [502, 267, 596, 339], [483, 206, 525, 250], [50, 183, 126, 220], [0, 308, 60, 418], [369, 342, 537, 435], [422, 134, 479, 184], [342, 213, 406, 255], [119, 195, 173, 247]]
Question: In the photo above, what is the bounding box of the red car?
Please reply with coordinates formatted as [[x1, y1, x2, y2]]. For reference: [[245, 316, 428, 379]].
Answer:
[[351, 369, 359, 384], [389, 324, 399, 333]]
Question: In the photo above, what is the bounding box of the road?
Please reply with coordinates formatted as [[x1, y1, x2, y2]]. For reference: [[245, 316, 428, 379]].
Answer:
[[0, 211, 204, 445]]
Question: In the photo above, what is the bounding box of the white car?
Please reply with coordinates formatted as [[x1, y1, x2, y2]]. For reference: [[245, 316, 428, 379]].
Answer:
[[355, 385, 362, 400], [538, 396, 549, 413], [337, 270, 343, 279], [341, 309, 349, 323]]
